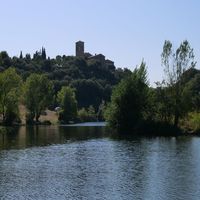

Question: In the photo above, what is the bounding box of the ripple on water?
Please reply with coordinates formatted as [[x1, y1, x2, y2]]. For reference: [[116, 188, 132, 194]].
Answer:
[[0, 127, 200, 200]]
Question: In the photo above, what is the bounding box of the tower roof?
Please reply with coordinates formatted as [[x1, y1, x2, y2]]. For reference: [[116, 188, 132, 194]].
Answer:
[[76, 40, 84, 44]]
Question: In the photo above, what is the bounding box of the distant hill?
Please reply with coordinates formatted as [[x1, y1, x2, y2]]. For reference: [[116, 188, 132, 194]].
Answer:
[[0, 50, 132, 110]]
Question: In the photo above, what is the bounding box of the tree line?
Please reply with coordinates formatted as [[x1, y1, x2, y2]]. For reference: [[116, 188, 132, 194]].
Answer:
[[1, 40, 200, 135], [0, 48, 131, 111], [0, 69, 73, 125], [105, 40, 200, 135], [0, 48, 131, 125]]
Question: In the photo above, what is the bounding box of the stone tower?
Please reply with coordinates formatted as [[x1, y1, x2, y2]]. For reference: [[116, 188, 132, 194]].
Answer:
[[76, 41, 84, 57]]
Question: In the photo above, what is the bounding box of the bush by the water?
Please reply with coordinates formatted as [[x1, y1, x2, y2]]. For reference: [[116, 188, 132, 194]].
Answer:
[[105, 61, 150, 132], [187, 112, 200, 132]]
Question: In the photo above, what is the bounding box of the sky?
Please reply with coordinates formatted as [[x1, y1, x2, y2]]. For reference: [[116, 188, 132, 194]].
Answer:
[[0, 0, 200, 85]]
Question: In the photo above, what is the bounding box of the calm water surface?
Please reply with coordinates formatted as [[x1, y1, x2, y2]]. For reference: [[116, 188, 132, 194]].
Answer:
[[0, 124, 200, 200]]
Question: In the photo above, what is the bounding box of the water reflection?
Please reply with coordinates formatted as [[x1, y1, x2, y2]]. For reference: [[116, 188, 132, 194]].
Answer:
[[0, 126, 200, 199], [0, 125, 109, 150]]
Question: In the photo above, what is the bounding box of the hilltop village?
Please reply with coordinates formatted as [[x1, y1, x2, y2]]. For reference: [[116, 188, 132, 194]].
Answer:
[[0, 41, 132, 124], [75, 41, 115, 69], [1, 40, 200, 135]]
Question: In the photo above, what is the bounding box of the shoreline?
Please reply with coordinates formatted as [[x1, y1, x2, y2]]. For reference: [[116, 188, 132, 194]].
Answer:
[[0, 122, 200, 137]]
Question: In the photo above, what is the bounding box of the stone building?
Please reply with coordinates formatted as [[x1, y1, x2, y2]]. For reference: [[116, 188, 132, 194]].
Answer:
[[105, 59, 114, 66], [88, 54, 105, 65], [76, 41, 84, 57], [75, 41, 115, 67]]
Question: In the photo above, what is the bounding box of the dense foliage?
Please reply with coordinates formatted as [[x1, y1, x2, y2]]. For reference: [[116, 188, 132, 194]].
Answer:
[[0, 68, 22, 125], [0, 49, 131, 111], [57, 86, 77, 123], [106, 40, 200, 134], [161, 40, 195, 126], [1, 41, 200, 135], [24, 74, 53, 124], [105, 62, 150, 132]]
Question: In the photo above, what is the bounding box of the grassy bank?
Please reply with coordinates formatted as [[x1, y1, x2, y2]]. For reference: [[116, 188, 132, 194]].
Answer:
[[19, 105, 58, 125]]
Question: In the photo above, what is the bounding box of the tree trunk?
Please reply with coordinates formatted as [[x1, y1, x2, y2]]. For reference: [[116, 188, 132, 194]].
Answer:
[[35, 110, 40, 122], [36, 114, 40, 122], [174, 111, 179, 127], [2, 106, 5, 123], [174, 86, 180, 127]]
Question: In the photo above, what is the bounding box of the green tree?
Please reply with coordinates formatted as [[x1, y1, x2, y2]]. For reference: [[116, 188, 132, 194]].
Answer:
[[105, 62, 149, 132], [71, 79, 104, 109], [154, 81, 174, 123], [41, 47, 46, 60], [19, 51, 23, 59], [87, 105, 96, 121], [182, 73, 200, 112], [24, 74, 53, 123], [0, 51, 11, 68], [78, 108, 88, 122], [161, 40, 196, 126], [0, 68, 22, 124], [58, 86, 77, 123], [97, 100, 106, 121]]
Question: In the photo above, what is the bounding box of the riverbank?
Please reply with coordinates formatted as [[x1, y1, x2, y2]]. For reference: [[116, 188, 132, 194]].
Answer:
[[1, 105, 200, 137], [19, 105, 58, 125], [108, 120, 200, 137]]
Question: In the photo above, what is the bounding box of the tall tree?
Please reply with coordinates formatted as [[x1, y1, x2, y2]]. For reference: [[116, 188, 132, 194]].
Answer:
[[105, 61, 149, 132], [0, 51, 11, 68], [0, 68, 22, 124], [161, 40, 196, 126], [19, 51, 23, 59], [58, 86, 77, 123], [41, 47, 46, 60], [24, 74, 53, 123]]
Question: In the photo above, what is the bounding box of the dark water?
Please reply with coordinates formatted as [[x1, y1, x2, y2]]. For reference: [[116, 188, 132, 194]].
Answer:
[[0, 125, 200, 200]]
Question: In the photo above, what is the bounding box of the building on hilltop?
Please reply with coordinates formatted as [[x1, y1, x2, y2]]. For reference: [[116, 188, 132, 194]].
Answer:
[[105, 59, 115, 70], [88, 54, 105, 65], [75, 41, 115, 67], [84, 52, 93, 58], [105, 59, 114, 66], [76, 41, 84, 57]]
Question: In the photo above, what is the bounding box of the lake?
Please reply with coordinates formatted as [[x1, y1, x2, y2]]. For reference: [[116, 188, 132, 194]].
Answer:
[[0, 124, 200, 200]]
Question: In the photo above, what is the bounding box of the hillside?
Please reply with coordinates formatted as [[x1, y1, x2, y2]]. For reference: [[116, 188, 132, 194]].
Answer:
[[0, 50, 132, 110]]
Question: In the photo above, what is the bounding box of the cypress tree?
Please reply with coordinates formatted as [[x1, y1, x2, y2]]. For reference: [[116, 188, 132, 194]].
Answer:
[[42, 47, 46, 60], [19, 51, 23, 59]]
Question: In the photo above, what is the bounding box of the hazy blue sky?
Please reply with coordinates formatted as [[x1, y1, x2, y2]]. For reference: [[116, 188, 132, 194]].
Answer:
[[0, 0, 200, 84]]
